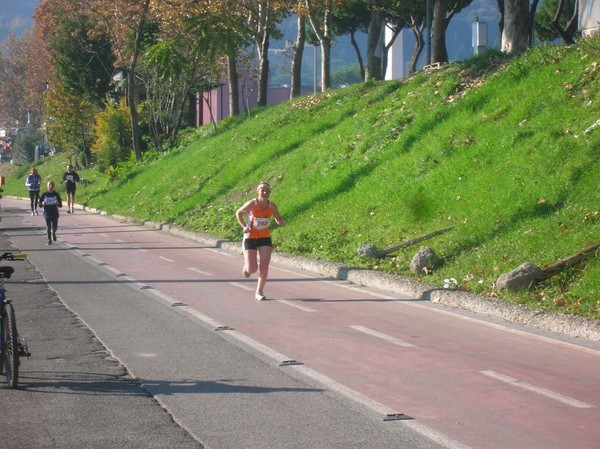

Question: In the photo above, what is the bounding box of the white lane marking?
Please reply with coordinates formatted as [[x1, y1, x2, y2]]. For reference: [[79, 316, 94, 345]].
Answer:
[[350, 325, 415, 347], [343, 288, 600, 357], [99, 233, 109, 238], [481, 370, 596, 409], [115, 239, 125, 243], [230, 282, 255, 292], [159, 256, 175, 263], [208, 249, 235, 257], [277, 300, 318, 312], [134, 246, 149, 252], [187, 267, 215, 277]]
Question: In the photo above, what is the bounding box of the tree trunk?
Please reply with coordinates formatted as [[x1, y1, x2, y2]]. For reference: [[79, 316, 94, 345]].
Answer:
[[409, 24, 425, 75], [365, 9, 384, 81], [290, 15, 305, 99], [320, 33, 331, 90], [305, 0, 333, 90], [349, 30, 365, 81], [127, 71, 142, 162], [319, 7, 332, 91], [257, 31, 270, 106], [256, 0, 271, 106], [127, 0, 151, 162], [228, 55, 239, 116], [541, 243, 600, 278], [431, 0, 449, 64], [501, 0, 530, 54], [497, 0, 505, 38]]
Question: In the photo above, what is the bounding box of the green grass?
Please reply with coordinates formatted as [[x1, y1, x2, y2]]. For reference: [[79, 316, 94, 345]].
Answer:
[[3, 37, 599, 318]]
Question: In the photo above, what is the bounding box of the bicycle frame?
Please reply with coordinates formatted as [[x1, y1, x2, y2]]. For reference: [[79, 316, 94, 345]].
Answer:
[[0, 252, 30, 388]]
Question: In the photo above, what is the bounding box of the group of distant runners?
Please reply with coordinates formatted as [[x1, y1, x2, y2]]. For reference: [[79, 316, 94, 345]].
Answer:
[[25, 164, 80, 245]]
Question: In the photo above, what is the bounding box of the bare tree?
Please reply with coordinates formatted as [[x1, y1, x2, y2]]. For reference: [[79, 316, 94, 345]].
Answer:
[[290, 13, 306, 98], [365, 7, 385, 81]]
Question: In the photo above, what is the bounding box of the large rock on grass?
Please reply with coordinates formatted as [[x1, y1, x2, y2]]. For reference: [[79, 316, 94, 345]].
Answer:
[[495, 262, 546, 291]]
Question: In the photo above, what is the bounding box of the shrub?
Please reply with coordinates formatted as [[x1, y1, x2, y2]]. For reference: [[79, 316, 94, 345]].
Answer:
[[91, 100, 132, 171]]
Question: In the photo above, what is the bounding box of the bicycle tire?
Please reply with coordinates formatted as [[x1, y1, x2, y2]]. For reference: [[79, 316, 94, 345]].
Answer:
[[0, 306, 4, 376], [1, 302, 19, 388]]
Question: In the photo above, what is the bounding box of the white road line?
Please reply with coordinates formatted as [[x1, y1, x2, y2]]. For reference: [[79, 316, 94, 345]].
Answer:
[[230, 282, 255, 292], [481, 370, 596, 409], [159, 256, 175, 263], [187, 267, 215, 277], [350, 325, 415, 347], [99, 233, 109, 238], [352, 289, 600, 356], [277, 300, 318, 312], [208, 249, 236, 257], [134, 247, 149, 252], [115, 239, 125, 243]]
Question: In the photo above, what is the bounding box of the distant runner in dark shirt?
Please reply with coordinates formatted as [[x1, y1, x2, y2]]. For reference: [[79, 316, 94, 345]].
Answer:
[[39, 181, 63, 245], [62, 164, 80, 214]]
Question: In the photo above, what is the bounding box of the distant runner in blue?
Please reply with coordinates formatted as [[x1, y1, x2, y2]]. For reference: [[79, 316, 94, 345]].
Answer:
[[25, 167, 42, 216]]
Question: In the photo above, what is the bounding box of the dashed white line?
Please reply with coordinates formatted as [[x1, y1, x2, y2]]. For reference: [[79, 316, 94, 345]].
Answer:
[[208, 249, 235, 257], [159, 256, 175, 263], [230, 282, 255, 292], [187, 267, 215, 277], [481, 370, 596, 409], [350, 325, 415, 347], [277, 300, 318, 312]]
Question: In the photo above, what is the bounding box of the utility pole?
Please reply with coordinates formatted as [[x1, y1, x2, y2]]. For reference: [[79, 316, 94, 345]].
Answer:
[[426, 0, 432, 65]]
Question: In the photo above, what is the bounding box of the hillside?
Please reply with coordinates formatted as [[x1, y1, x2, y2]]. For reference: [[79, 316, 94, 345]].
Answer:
[[2, 36, 599, 319]]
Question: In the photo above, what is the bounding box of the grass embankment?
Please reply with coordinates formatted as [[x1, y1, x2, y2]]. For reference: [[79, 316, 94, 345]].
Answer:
[[2, 38, 599, 318]]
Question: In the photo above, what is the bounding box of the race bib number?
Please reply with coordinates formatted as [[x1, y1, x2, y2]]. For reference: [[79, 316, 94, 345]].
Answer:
[[44, 196, 57, 205], [253, 217, 271, 230]]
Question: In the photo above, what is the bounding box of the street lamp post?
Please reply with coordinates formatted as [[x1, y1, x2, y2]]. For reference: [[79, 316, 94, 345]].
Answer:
[[426, 0, 432, 65]]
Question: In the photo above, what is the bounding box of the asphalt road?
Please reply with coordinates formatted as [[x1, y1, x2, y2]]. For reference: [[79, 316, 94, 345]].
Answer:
[[0, 198, 598, 449]]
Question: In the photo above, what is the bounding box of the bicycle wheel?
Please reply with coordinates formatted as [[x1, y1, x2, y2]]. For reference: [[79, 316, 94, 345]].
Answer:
[[1, 302, 19, 388], [0, 306, 4, 376]]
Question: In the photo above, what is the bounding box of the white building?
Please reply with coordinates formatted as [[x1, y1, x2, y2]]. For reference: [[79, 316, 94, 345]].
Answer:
[[580, 0, 600, 35]]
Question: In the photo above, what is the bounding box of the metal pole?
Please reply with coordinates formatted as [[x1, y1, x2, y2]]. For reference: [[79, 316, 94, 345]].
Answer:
[[426, 0, 431, 65], [313, 45, 317, 94]]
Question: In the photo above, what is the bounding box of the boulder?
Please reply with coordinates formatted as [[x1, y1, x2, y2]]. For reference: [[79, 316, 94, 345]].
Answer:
[[410, 246, 441, 275], [495, 262, 546, 291]]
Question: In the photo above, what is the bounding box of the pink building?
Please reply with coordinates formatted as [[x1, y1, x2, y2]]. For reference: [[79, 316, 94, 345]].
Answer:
[[195, 81, 315, 127]]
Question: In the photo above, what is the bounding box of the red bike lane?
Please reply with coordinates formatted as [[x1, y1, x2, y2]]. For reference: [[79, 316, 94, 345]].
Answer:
[[12, 199, 600, 449]]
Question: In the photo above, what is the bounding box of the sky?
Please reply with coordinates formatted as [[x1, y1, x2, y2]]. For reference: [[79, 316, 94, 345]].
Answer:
[[0, 0, 38, 45]]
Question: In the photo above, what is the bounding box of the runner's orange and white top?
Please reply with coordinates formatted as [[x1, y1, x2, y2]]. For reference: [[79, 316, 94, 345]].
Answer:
[[246, 200, 272, 239]]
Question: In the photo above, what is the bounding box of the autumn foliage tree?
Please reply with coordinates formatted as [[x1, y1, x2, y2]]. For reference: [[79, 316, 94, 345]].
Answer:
[[3, 0, 548, 171]]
